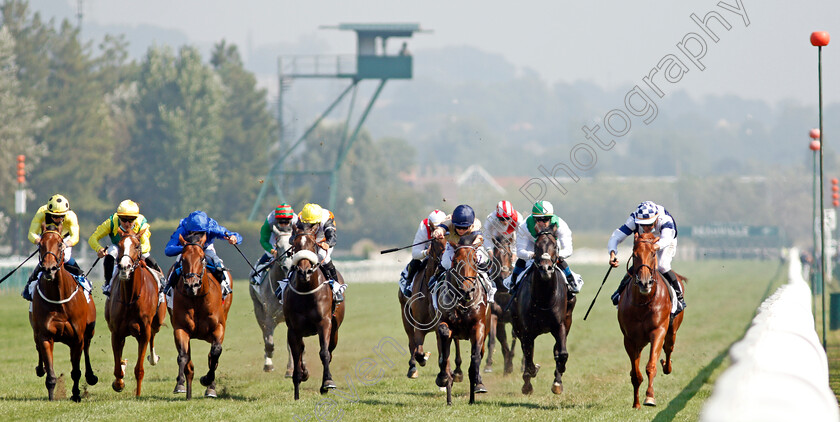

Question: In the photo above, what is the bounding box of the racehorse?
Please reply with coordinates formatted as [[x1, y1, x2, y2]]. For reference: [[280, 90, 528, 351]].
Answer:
[[169, 232, 233, 399], [249, 226, 293, 375], [104, 228, 166, 396], [398, 235, 448, 379], [484, 234, 517, 375], [617, 232, 685, 408], [510, 229, 571, 395], [29, 225, 98, 401], [434, 233, 491, 405], [284, 225, 346, 400]]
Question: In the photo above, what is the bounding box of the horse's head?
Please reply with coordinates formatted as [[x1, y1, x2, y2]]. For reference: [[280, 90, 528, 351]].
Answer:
[[631, 232, 660, 295], [178, 232, 207, 296], [291, 226, 319, 278], [116, 228, 145, 281], [534, 230, 558, 280], [448, 233, 479, 302], [491, 235, 514, 279], [38, 225, 65, 282]]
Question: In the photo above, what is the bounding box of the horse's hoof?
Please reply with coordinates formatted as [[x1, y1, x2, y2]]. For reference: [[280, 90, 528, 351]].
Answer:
[[453, 371, 464, 383], [36, 365, 45, 377], [504, 364, 514, 376], [199, 375, 213, 387], [475, 383, 488, 394], [644, 397, 656, 406], [435, 373, 449, 388], [71, 394, 81, 403], [120, 359, 128, 377], [407, 367, 418, 379], [173, 384, 186, 394], [112, 380, 125, 392], [301, 370, 310, 382], [320, 380, 337, 394], [660, 358, 672, 374], [285, 370, 293, 378], [551, 381, 563, 395], [205, 388, 217, 398], [86, 374, 98, 386], [521, 383, 533, 395], [263, 364, 274, 373], [148, 354, 160, 366], [483, 365, 493, 373]]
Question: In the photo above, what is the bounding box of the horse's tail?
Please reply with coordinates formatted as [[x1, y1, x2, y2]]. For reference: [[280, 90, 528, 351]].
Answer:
[[674, 271, 688, 284]]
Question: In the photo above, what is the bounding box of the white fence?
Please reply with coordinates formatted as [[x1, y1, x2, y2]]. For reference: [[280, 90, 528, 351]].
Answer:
[[700, 248, 839, 421]]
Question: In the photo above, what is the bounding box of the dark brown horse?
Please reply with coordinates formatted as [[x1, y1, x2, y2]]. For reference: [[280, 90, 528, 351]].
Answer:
[[284, 226, 345, 400], [249, 227, 293, 375], [484, 234, 517, 375], [169, 232, 233, 399], [398, 235, 447, 379], [510, 230, 571, 395], [29, 225, 98, 401], [104, 228, 166, 396], [434, 234, 491, 405], [617, 232, 685, 408]]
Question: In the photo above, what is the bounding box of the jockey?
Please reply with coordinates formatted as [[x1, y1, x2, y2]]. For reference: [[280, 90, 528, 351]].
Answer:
[[163, 210, 242, 297], [508, 200, 580, 294], [251, 203, 298, 285], [398, 209, 447, 296], [22, 194, 85, 301], [608, 200, 685, 314], [431, 204, 495, 302], [88, 199, 162, 296], [281, 203, 345, 303], [482, 200, 523, 254]]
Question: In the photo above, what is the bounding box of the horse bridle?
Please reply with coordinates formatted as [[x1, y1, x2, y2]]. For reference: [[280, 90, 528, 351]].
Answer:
[[118, 235, 143, 274], [628, 237, 658, 287], [446, 245, 483, 307], [180, 242, 207, 287], [39, 230, 65, 270]]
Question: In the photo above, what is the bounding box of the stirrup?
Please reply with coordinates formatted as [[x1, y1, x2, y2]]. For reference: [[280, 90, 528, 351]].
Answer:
[[611, 291, 620, 306]]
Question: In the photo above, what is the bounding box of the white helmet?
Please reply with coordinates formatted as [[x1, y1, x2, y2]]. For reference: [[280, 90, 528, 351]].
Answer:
[[633, 201, 659, 225], [427, 210, 446, 226]]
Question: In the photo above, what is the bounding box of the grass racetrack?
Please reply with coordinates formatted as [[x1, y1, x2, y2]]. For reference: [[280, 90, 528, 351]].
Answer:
[[0, 260, 784, 421]]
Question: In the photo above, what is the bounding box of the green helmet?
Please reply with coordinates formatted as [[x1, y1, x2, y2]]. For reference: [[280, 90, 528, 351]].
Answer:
[[532, 200, 554, 217]]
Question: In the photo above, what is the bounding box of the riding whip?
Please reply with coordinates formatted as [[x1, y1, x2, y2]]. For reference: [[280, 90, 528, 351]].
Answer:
[[583, 265, 613, 321], [0, 249, 39, 285], [233, 243, 258, 274], [84, 256, 101, 279], [380, 238, 434, 254]]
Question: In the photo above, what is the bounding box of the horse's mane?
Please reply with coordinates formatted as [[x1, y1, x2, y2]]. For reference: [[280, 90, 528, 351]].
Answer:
[[184, 231, 205, 244], [458, 232, 477, 246], [44, 223, 60, 233]]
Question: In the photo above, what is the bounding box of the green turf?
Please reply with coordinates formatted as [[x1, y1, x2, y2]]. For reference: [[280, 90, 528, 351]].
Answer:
[[0, 260, 783, 421]]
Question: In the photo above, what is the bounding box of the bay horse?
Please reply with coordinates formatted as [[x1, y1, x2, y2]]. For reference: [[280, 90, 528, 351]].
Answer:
[[169, 232, 233, 399], [617, 232, 685, 408], [434, 233, 491, 405], [29, 225, 98, 401], [510, 229, 571, 395], [104, 228, 166, 396], [284, 226, 345, 400], [249, 226, 293, 375], [484, 234, 517, 375], [398, 235, 447, 379]]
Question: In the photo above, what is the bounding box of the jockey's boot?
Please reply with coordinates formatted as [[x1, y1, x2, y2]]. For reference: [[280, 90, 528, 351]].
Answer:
[[611, 274, 631, 306], [508, 259, 527, 294], [662, 270, 686, 314], [400, 258, 422, 295], [102, 255, 115, 296], [321, 261, 344, 303], [164, 268, 178, 295], [144, 256, 163, 273], [556, 259, 580, 294], [65, 259, 84, 278], [21, 265, 41, 301]]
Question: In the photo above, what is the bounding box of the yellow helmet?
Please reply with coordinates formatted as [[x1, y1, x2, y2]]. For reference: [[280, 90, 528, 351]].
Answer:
[[300, 203, 323, 224], [116, 199, 140, 217], [46, 194, 70, 215]]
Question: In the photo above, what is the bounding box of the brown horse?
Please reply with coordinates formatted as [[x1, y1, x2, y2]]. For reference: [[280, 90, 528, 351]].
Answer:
[[617, 232, 685, 408], [434, 233, 491, 405], [104, 228, 166, 396], [169, 232, 233, 399], [249, 227, 293, 375], [29, 225, 98, 401], [510, 230, 571, 395], [284, 226, 345, 400], [484, 234, 517, 375]]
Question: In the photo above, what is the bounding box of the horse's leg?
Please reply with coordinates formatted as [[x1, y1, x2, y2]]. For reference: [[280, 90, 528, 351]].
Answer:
[[318, 321, 337, 394], [111, 332, 127, 393], [661, 314, 683, 375], [471, 323, 488, 404], [285, 342, 294, 378], [414, 329, 431, 367], [148, 302, 165, 366], [452, 340, 464, 383], [520, 335, 536, 395], [623, 336, 643, 409], [497, 317, 513, 375], [134, 325, 152, 397], [435, 322, 453, 405], [253, 293, 275, 372], [200, 331, 224, 398], [644, 330, 666, 406], [186, 350, 195, 400], [69, 339, 83, 402], [288, 329, 305, 400], [37, 338, 57, 400], [565, 294, 577, 335], [551, 325, 569, 395], [484, 311, 497, 373], [399, 295, 419, 378], [173, 328, 190, 397]]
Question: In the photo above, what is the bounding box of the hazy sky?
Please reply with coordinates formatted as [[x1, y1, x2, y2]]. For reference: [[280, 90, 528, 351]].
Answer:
[[38, 0, 840, 105]]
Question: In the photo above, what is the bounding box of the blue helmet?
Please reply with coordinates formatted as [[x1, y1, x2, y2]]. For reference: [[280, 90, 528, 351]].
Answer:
[[184, 210, 210, 233], [451, 204, 475, 228]]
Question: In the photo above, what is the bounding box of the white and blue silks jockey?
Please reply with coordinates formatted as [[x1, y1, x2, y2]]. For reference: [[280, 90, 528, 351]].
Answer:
[[399, 209, 447, 296], [504, 200, 582, 295], [431, 204, 496, 304], [607, 200, 685, 314], [164, 210, 242, 297]]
